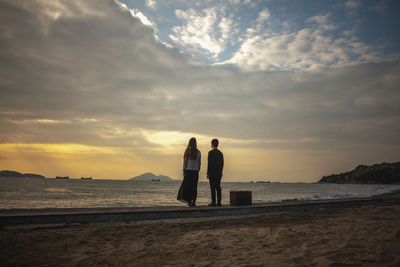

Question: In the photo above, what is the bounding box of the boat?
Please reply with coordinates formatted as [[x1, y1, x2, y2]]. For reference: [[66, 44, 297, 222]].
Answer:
[[151, 178, 160, 181], [56, 176, 69, 179], [81, 177, 92, 180], [256, 181, 271, 183]]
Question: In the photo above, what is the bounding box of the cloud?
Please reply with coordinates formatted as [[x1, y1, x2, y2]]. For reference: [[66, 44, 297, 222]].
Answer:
[[0, 0, 189, 144], [243, 0, 257, 8], [243, 7, 271, 39], [345, 0, 362, 9], [257, 8, 270, 23], [223, 13, 385, 71], [229, 0, 240, 5], [1, 0, 400, 146], [219, 16, 233, 41], [0, 0, 399, 179], [169, 7, 230, 59], [146, 0, 156, 9], [117, 1, 154, 27]]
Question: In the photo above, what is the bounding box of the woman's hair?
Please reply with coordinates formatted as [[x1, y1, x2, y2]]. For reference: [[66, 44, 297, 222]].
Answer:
[[184, 137, 198, 160]]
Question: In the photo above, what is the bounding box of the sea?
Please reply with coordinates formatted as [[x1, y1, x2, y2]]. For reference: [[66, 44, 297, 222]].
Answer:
[[1, 177, 399, 209]]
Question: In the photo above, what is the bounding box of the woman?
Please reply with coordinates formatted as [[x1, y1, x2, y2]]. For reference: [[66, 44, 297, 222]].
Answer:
[[177, 137, 201, 207]]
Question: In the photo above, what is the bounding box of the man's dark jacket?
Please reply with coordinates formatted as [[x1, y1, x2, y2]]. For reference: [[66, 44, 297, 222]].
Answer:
[[207, 149, 224, 178]]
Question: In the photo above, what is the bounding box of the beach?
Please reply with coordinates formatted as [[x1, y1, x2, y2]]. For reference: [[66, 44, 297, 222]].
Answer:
[[1, 196, 400, 267]]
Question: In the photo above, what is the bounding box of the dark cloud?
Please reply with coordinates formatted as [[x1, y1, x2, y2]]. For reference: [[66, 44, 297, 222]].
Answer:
[[0, 0, 399, 157]]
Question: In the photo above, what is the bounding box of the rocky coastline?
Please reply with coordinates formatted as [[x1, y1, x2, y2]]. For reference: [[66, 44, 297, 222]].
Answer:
[[319, 161, 400, 184], [0, 170, 45, 179]]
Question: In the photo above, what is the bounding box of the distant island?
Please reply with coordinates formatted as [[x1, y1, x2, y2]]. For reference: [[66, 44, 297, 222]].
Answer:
[[0, 170, 45, 179], [319, 161, 400, 184], [130, 172, 175, 181]]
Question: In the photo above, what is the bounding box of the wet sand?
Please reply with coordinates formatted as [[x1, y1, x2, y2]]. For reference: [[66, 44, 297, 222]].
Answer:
[[1, 200, 400, 266]]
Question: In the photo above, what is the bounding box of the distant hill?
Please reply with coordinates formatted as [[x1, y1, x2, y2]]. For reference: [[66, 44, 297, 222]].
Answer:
[[318, 162, 400, 184], [0, 170, 45, 179], [130, 172, 175, 181]]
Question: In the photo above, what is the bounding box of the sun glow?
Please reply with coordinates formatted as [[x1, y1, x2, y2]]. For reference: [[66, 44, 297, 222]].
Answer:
[[0, 143, 151, 179], [141, 130, 219, 155]]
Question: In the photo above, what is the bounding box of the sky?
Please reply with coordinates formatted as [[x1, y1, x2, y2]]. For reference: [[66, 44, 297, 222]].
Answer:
[[0, 0, 399, 182]]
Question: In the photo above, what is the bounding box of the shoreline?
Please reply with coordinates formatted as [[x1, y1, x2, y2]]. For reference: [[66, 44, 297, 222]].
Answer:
[[1, 190, 400, 228]]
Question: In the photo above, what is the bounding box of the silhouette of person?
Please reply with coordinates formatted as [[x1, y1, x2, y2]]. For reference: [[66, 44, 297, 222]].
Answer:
[[207, 138, 224, 206], [177, 137, 201, 207]]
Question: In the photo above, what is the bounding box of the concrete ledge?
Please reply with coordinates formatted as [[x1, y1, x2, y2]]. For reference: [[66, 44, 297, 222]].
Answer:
[[1, 196, 399, 227]]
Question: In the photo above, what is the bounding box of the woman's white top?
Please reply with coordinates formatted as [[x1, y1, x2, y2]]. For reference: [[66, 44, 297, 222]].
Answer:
[[183, 150, 201, 171]]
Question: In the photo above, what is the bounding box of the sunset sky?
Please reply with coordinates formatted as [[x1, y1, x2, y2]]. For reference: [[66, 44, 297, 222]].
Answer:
[[0, 0, 399, 182]]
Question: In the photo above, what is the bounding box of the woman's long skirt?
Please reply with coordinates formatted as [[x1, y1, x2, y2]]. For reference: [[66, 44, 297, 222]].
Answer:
[[177, 170, 199, 204]]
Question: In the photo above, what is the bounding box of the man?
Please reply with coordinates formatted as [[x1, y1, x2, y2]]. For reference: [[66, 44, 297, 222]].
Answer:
[[207, 138, 224, 206]]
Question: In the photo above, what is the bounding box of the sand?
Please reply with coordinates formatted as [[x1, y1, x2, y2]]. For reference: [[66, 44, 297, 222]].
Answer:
[[1, 202, 400, 266]]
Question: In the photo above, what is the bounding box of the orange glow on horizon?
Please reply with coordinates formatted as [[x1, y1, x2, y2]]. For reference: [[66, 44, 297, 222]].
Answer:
[[0, 143, 154, 179], [1, 137, 389, 182]]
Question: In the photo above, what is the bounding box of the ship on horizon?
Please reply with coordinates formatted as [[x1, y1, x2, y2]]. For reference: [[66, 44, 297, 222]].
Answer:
[[56, 176, 69, 179]]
